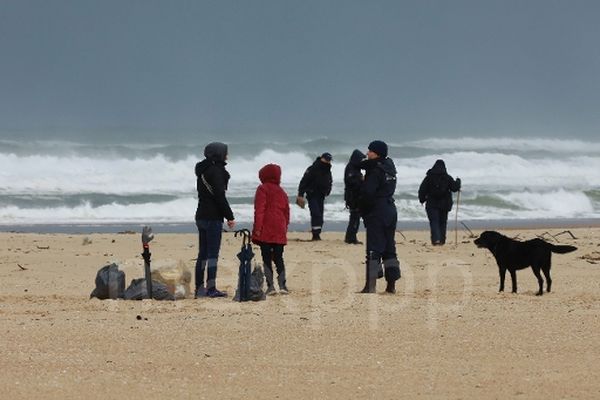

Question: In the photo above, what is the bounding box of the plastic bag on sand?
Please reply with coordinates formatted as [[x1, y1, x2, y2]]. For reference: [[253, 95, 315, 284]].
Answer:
[[123, 278, 175, 301], [234, 264, 266, 302], [150, 261, 192, 299], [90, 263, 125, 299]]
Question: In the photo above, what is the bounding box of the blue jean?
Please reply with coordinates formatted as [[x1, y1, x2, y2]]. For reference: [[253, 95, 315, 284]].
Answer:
[[195, 219, 223, 289], [426, 207, 449, 244]]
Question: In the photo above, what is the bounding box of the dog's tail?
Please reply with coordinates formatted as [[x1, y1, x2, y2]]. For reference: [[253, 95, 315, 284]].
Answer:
[[551, 244, 577, 254]]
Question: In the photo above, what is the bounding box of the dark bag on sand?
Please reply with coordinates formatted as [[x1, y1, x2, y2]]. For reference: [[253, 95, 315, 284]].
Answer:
[[123, 278, 175, 301], [90, 263, 126, 300], [234, 265, 266, 302]]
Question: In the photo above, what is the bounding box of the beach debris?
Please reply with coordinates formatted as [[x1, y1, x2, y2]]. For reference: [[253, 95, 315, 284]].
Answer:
[[90, 263, 125, 299], [580, 252, 600, 264], [117, 230, 136, 234], [536, 231, 557, 242], [36, 245, 50, 250], [395, 230, 406, 240], [554, 230, 578, 240], [151, 261, 192, 299], [460, 222, 476, 238], [536, 230, 578, 242], [123, 278, 175, 300], [17, 263, 28, 271], [82, 237, 92, 246]]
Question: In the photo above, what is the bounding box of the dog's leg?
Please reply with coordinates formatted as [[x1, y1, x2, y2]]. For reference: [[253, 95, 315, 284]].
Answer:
[[532, 266, 544, 296], [542, 266, 552, 293], [509, 270, 517, 293], [499, 267, 506, 292]]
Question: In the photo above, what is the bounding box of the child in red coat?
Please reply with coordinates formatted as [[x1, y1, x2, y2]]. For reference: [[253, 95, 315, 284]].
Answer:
[[252, 164, 290, 294]]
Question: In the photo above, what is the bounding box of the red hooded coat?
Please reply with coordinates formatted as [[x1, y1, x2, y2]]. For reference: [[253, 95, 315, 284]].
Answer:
[[252, 164, 290, 245]]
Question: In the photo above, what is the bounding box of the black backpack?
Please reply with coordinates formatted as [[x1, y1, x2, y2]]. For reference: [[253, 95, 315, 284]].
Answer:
[[429, 175, 450, 198]]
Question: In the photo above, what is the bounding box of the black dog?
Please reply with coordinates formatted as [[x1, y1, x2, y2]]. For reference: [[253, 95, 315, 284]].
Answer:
[[474, 231, 577, 295]]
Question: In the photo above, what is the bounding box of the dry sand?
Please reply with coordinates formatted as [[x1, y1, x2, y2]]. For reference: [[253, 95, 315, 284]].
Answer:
[[1, 227, 599, 399]]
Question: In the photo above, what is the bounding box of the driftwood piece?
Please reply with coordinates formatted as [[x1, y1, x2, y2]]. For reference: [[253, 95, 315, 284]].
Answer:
[[536, 232, 557, 242], [536, 230, 578, 242], [396, 230, 406, 240], [555, 230, 578, 240], [460, 222, 476, 238]]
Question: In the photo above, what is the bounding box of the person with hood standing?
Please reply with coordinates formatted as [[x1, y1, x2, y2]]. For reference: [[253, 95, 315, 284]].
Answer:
[[252, 164, 290, 295], [296, 152, 333, 241], [344, 149, 366, 244], [418, 159, 461, 246], [359, 140, 401, 294], [194, 142, 235, 298]]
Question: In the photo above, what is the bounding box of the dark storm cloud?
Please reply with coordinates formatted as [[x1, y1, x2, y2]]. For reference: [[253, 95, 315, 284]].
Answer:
[[1, 0, 599, 140]]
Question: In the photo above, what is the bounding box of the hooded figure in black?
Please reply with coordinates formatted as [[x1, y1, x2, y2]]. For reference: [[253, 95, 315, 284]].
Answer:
[[344, 149, 365, 244], [418, 159, 461, 245], [297, 152, 333, 241], [194, 142, 235, 298], [358, 140, 401, 294]]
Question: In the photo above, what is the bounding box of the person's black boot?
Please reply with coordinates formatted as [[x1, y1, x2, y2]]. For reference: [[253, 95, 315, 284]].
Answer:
[[277, 272, 289, 294], [344, 234, 362, 244], [264, 263, 276, 295], [383, 258, 401, 294], [360, 259, 380, 293], [385, 280, 396, 294], [311, 229, 322, 241]]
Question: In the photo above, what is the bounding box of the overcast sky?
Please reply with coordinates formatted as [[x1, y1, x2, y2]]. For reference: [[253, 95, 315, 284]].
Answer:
[[1, 0, 599, 140]]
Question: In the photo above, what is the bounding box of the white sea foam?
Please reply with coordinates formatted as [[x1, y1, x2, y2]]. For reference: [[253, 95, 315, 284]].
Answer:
[[0, 137, 599, 224], [403, 137, 600, 154], [1, 149, 599, 195]]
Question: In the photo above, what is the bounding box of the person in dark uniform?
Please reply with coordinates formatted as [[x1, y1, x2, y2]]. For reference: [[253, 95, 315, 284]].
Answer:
[[344, 149, 365, 244], [296, 152, 333, 241], [194, 142, 235, 298], [418, 159, 461, 245], [358, 140, 401, 294]]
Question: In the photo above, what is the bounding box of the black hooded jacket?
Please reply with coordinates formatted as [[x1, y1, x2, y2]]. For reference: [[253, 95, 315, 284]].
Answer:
[[344, 149, 365, 209], [297, 157, 333, 198], [359, 156, 397, 217], [418, 160, 461, 212], [195, 143, 235, 221]]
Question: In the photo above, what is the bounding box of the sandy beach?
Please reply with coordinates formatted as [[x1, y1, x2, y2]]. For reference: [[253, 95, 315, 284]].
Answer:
[[1, 226, 599, 399]]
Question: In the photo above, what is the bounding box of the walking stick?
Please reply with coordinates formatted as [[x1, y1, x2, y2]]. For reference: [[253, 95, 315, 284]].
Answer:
[[454, 190, 461, 246]]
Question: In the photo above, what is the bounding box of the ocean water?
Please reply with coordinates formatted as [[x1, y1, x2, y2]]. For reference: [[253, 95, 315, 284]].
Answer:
[[1, 136, 599, 228]]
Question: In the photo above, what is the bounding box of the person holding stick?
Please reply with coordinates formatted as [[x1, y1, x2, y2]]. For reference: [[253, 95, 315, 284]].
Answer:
[[418, 159, 461, 246]]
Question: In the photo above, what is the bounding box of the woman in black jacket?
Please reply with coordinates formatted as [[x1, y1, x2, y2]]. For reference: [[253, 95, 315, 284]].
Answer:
[[194, 142, 235, 298], [358, 140, 401, 294], [418, 159, 461, 246]]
